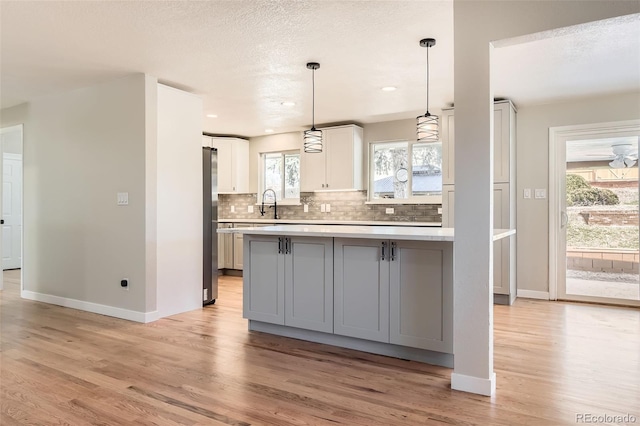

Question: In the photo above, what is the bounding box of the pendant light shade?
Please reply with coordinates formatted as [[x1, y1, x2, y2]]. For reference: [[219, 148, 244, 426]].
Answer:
[[304, 62, 323, 153], [416, 38, 439, 143]]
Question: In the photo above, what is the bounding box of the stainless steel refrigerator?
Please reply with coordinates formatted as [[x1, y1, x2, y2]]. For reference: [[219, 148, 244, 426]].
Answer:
[[203, 147, 218, 305]]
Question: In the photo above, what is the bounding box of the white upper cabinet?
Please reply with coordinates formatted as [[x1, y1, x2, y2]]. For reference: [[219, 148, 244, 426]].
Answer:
[[207, 137, 249, 193], [441, 100, 516, 184], [300, 124, 363, 192]]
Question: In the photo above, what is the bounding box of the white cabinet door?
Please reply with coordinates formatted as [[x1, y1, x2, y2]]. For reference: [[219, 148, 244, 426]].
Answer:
[[216, 224, 225, 269], [211, 137, 249, 193], [300, 146, 326, 191], [284, 237, 333, 333], [326, 126, 363, 190], [233, 233, 244, 270], [334, 238, 390, 343], [441, 109, 455, 185], [389, 241, 453, 353], [492, 183, 511, 294], [243, 235, 285, 324], [441, 185, 455, 228], [440, 101, 515, 185]]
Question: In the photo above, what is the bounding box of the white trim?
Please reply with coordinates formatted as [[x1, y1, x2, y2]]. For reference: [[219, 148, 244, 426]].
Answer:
[[21, 290, 159, 323], [451, 372, 496, 396], [3, 153, 22, 161], [517, 289, 550, 300], [549, 119, 640, 302]]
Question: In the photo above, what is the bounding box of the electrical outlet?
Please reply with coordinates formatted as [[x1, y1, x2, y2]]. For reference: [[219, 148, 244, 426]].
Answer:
[[437, 207, 443, 214], [120, 278, 129, 291], [326, 204, 331, 213], [303, 204, 309, 213], [534, 189, 546, 199], [231, 205, 235, 213], [247, 205, 254, 213], [385, 207, 394, 215], [320, 204, 326, 213], [523, 188, 532, 199]]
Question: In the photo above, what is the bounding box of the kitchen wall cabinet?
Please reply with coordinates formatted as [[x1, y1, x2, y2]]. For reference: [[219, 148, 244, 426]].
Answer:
[[440, 100, 516, 185], [243, 235, 333, 332], [202, 136, 249, 193], [441, 183, 516, 305], [300, 124, 363, 191], [333, 238, 453, 352]]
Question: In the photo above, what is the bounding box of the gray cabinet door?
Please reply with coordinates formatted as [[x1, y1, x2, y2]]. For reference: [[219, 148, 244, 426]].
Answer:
[[284, 237, 333, 333], [389, 240, 453, 353], [334, 238, 389, 343], [243, 235, 285, 324]]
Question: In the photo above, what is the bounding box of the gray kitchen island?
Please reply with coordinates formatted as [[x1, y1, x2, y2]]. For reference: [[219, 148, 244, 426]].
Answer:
[[218, 225, 514, 367]]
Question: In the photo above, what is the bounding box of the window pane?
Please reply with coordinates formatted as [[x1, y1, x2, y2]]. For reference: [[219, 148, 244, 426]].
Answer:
[[412, 142, 442, 196], [264, 153, 283, 200], [372, 142, 408, 199], [284, 154, 300, 199]]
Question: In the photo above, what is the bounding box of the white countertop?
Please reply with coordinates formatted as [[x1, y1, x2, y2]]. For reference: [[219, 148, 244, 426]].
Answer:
[[218, 225, 515, 242], [218, 218, 442, 227]]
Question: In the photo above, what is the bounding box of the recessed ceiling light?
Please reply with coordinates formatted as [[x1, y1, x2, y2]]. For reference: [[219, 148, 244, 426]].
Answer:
[[206, 114, 218, 118], [381, 86, 397, 92], [281, 101, 296, 107], [265, 129, 274, 133]]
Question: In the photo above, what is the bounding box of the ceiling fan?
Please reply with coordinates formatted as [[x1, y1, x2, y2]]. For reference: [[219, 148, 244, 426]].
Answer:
[[608, 143, 638, 168]]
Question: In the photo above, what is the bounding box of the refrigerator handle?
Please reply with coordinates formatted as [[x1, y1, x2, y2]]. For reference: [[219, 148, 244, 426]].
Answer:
[[278, 237, 283, 254]]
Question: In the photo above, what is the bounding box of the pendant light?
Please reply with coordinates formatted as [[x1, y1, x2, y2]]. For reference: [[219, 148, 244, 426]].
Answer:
[[416, 38, 439, 143], [304, 62, 322, 153]]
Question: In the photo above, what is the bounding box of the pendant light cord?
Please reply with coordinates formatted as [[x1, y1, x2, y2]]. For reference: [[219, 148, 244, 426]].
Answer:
[[312, 68, 316, 129], [426, 44, 430, 114]]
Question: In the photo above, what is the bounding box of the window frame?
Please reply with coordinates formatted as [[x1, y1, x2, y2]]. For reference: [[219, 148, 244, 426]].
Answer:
[[258, 149, 301, 205], [367, 139, 443, 205]]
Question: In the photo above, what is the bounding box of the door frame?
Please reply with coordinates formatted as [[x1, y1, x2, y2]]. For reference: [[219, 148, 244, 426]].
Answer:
[[549, 119, 640, 304]]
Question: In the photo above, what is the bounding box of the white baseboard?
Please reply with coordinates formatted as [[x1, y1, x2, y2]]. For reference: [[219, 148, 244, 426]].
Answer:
[[517, 289, 550, 300], [21, 290, 158, 323], [451, 372, 496, 396]]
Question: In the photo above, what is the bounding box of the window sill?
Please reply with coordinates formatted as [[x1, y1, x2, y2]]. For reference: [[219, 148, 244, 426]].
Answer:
[[365, 196, 442, 205]]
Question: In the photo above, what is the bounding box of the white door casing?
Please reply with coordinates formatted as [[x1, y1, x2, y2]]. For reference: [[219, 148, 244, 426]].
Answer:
[[2, 153, 22, 270], [549, 119, 640, 304]]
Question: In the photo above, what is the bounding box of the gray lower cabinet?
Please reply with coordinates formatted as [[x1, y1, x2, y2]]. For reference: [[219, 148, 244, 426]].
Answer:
[[389, 241, 453, 353], [334, 238, 453, 352], [334, 238, 390, 343], [243, 235, 333, 332]]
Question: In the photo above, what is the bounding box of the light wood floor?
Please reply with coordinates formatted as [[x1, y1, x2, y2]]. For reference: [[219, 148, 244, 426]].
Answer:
[[1, 270, 639, 425]]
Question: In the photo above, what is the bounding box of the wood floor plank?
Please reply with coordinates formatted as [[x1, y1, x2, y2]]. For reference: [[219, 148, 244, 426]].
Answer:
[[2, 270, 639, 425]]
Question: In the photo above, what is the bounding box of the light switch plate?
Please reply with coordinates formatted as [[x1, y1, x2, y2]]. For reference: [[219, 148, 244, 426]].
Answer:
[[326, 204, 331, 213], [247, 205, 254, 213], [303, 204, 309, 213], [320, 204, 326, 213], [437, 207, 443, 214], [231, 205, 235, 213], [117, 192, 129, 206], [534, 189, 546, 199], [385, 207, 394, 214], [523, 188, 532, 199]]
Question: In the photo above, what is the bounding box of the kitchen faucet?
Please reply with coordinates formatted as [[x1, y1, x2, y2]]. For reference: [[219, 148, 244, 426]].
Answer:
[[260, 189, 278, 220]]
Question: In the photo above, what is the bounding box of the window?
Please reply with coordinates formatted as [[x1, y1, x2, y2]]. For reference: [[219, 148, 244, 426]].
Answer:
[[261, 150, 300, 202], [370, 140, 442, 202]]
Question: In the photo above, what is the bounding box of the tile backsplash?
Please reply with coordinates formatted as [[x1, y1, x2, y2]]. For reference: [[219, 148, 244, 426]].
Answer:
[[219, 191, 441, 223]]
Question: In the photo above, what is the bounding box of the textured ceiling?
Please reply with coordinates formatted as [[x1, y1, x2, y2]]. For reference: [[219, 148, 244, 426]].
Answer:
[[1, 2, 638, 138]]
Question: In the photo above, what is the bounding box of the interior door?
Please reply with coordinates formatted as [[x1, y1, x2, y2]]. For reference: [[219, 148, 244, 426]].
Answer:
[[2, 154, 22, 270]]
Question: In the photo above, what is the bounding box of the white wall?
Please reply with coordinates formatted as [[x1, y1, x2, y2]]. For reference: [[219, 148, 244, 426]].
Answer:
[[452, 0, 639, 395], [516, 91, 640, 293], [0, 74, 151, 319], [155, 84, 203, 318]]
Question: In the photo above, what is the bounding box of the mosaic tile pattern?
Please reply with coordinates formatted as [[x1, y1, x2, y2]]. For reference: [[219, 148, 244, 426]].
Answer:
[[218, 191, 442, 223]]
